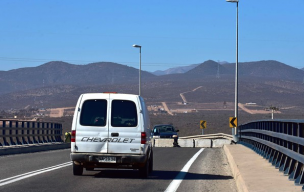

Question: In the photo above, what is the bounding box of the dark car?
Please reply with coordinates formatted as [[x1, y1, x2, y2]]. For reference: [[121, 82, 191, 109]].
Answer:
[[151, 124, 179, 138]]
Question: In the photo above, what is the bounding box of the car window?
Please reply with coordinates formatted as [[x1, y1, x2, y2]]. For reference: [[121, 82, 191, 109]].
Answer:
[[165, 126, 174, 132], [80, 99, 107, 126], [153, 125, 175, 133], [111, 100, 138, 127]]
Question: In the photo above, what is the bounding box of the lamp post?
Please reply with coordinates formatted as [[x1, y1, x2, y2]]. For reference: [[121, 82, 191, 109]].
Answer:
[[133, 44, 142, 96], [226, 0, 238, 136]]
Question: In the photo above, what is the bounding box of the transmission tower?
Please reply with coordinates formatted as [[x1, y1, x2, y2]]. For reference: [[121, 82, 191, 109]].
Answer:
[[216, 61, 220, 79]]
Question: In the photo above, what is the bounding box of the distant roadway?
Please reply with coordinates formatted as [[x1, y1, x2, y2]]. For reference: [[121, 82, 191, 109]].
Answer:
[[0, 148, 236, 192], [161, 102, 174, 116], [180, 86, 203, 104]]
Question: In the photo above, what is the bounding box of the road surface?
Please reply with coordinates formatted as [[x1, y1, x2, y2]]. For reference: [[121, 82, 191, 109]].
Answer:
[[0, 147, 237, 192]]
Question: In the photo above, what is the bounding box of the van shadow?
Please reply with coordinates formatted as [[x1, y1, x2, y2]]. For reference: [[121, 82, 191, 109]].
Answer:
[[92, 169, 233, 180]]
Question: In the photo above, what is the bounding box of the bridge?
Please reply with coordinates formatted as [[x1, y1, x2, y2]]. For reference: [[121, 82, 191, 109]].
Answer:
[[0, 119, 304, 191]]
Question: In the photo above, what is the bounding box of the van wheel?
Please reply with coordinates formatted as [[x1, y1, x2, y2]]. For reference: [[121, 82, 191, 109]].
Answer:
[[73, 161, 83, 176], [139, 159, 149, 178], [149, 150, 153, 173]]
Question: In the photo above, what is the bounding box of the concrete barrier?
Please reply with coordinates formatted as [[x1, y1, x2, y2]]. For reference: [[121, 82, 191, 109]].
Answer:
[[154, 138, 197, 147], [0, 143, 70, 156], [195, 139, 212, 148], [154, 138, 174, 147], [212, 139, 231, 148], [153, 138, 231, 148], [178, 139, 195, 147]]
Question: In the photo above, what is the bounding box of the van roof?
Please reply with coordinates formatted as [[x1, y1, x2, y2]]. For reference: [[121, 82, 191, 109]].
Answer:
[[82, 93, 139, 96], [80, 93, 141, 99]]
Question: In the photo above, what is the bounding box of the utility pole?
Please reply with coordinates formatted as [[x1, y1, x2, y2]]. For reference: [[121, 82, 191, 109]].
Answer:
[[266, 106, 279, 119]]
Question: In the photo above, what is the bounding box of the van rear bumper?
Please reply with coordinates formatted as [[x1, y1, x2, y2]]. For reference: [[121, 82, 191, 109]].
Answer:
[[70, 153, 147, 165]]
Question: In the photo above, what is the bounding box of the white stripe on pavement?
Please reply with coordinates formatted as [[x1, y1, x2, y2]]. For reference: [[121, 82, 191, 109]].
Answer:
[[0, 162, 72, 186], [164, 148, 205, 192]]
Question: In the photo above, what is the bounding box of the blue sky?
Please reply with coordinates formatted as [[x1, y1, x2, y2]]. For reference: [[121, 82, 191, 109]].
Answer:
[[0, 0, 303, 72]]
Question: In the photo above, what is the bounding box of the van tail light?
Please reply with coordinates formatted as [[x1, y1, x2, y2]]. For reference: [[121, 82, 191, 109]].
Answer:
[[141, 132, 147, 144], [71, 130, 76, 142]]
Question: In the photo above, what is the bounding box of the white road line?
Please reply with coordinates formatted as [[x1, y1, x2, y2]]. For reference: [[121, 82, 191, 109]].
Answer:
[[0, 162, 72, 186], [164, 148, 205, 192]]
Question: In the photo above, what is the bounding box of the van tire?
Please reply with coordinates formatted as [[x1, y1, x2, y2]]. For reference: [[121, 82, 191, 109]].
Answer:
[[139, 159, 149, 178], [149, 150, 153, 173], [73, 161, 83, 176]]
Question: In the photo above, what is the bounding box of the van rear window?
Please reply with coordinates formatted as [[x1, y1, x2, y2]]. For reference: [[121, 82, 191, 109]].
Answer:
[[111, 100, 137, 127], [80, 100, 107, 126]]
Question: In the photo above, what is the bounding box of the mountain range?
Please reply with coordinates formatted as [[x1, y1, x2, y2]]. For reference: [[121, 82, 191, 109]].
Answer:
[[0, 60, 304, 110], [0, 61, 155, 95], [152, 61, 229, 75], [152, 64, 200, 76]]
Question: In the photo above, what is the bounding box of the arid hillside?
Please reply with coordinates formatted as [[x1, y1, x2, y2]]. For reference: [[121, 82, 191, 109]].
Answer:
[[1, 60, 303, 136]]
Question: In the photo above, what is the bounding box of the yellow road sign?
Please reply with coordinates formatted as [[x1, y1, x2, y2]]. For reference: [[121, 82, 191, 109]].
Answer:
[[200, 120, 206, 129], [229, 117, 237, 128]]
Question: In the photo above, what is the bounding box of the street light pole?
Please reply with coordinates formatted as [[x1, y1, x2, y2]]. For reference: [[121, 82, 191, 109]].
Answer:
[[133, 44, 142, 96], [226, 0, 239, 136]]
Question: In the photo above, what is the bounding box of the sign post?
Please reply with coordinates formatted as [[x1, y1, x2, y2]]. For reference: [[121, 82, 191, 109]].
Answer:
[[200, 120, 206, 135]]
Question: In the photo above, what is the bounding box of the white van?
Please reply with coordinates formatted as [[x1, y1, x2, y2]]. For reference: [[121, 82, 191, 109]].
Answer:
[[70, 93, 153, 178]]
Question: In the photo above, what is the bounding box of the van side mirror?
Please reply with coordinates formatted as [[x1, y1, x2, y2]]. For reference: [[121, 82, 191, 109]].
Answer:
[[176, 130, 179, 132]]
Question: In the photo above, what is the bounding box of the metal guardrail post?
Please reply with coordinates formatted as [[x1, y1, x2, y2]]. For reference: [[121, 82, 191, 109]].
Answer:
[[3, 121, 9, 146], [46, 123, 50, 142], [15, 121, 22, 145], [37, 122, 43, 143], [55, 123, 59, 142], [42, 122, 46, 143], [279, 155, 288, 171], [44, 122, 48, 143], [55, 123, 58, 142], [21, 121, 27, 144], [58, 124, 63, 142], [26, 122, 32, 144], [8, 121, 15, 145], [51, 123, 56, 142], [284, 158, 294, 176], [32, 122, 38, 144], [0, 121, 3, 146]]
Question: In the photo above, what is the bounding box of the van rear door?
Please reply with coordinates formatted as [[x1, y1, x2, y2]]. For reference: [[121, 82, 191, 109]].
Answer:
[[107, 94, 142, 154], [75, 93, 109, 153]]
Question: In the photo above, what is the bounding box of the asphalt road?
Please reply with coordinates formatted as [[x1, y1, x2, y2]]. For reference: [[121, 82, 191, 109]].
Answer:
[[0, 147, 237, 192]]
